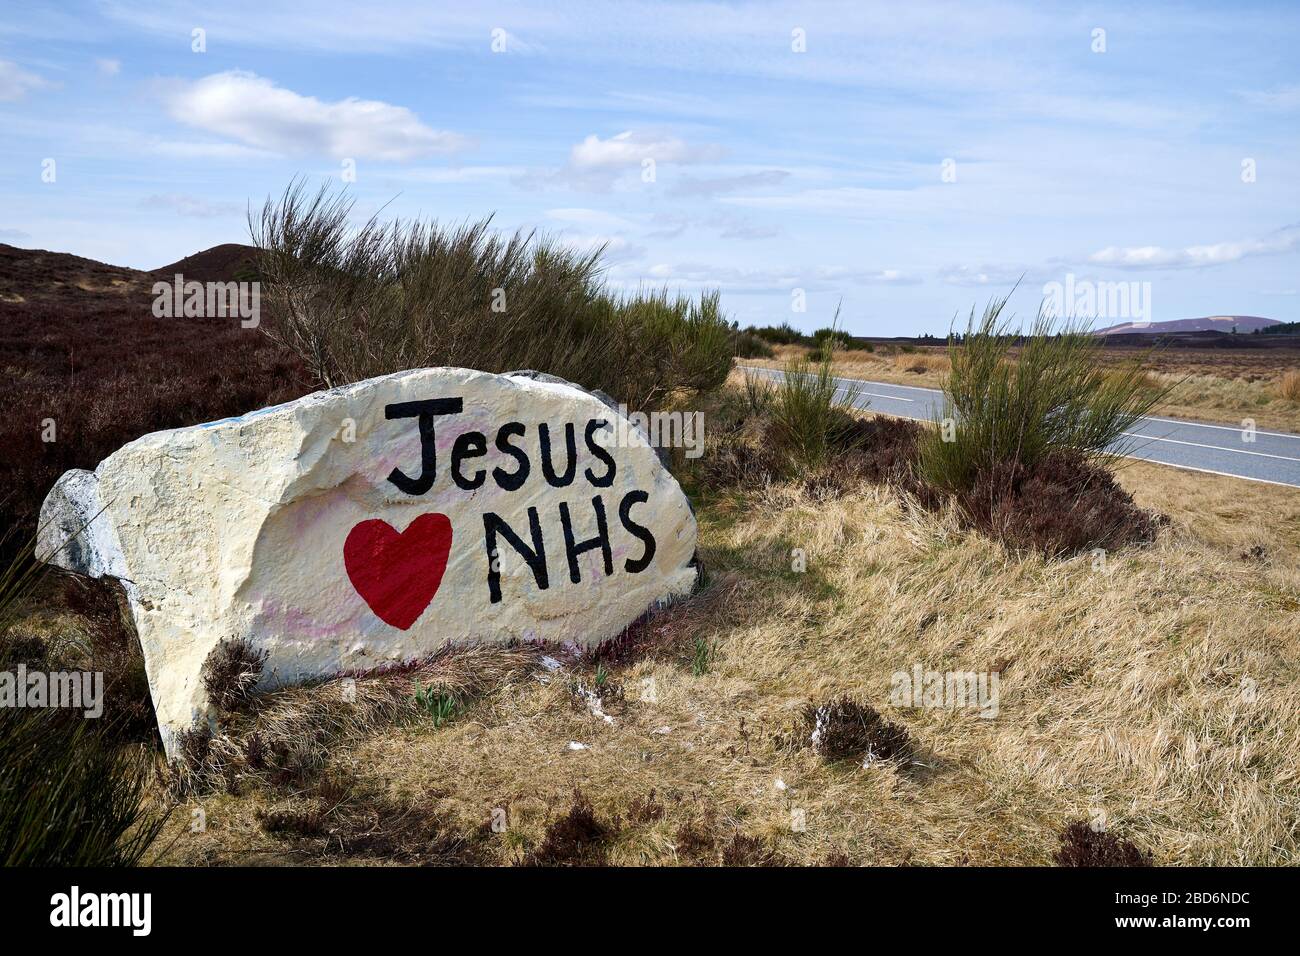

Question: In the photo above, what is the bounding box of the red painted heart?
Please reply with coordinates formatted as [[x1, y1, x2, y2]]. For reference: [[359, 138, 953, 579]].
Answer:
[[343, 513, 453, 630]]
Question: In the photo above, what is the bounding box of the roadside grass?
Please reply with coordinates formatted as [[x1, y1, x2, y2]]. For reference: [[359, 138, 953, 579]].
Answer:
[[151, 454, 1300, 866]]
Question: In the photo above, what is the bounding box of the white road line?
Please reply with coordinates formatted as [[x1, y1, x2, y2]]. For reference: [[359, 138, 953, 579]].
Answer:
[[1120, 432, 1300, 463], [832, 378, 940, 395], [1140, 416, 1300, 442], [835, 387, 915, 403]]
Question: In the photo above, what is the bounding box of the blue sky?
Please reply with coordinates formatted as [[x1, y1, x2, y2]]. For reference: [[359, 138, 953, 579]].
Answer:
[[1, 0, 1298, 334]]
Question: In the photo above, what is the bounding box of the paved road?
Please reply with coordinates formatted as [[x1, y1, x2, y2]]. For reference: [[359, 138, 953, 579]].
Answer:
[[740, 365, 1300, 488]]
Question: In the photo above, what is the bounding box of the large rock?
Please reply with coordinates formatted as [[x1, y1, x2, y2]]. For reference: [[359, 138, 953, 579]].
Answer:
[[38, 368, 699, 757]]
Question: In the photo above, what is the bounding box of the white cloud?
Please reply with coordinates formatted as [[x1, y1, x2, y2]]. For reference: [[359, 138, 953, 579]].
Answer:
[[523, 129, 726, 192], [95, 58, 121, 77], [0, 59, 51, 101], [1089, 225, 1300, 270], [163, 70, 470, 161], [712, 215, 781, 241], [815, 266, 921, 286], [569, 130, 724, 169], [388, 165, 527, 183]]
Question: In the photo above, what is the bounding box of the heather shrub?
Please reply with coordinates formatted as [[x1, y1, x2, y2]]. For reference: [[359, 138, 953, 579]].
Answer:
[[802, 695, 913, 764], [802, 418, 920, 499], [733, 330, 775, 359], [1054, 821, 1151, 866], [251, 181, 732, 410], [0, 283, 309, 552], [831, 416, 923, 485], [955, 451, 1158, 557], [523, 789, 616, 866], [720, 832, 780, 866]]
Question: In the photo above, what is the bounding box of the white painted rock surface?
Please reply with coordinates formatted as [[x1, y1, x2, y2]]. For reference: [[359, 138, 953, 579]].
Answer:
[[38, 368, 698, 757]]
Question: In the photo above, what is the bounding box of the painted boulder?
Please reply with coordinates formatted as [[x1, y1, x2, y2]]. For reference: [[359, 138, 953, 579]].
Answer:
[[38, 368, 699, 757]]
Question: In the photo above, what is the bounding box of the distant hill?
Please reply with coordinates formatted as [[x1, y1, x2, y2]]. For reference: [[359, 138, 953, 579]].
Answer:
[[0, 242, 263, 305], [1095, 315, 1280, 335], [0, 243, 147, 303], [151, 243, 260, 284]]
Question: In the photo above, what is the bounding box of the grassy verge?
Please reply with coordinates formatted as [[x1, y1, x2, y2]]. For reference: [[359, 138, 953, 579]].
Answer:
[[143, 446, 1298, 866], [127, 365, 1298, 866]]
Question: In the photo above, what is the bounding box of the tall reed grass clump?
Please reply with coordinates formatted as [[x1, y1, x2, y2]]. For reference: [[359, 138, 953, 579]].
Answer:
[[770, 344, 864, 471], [0, 531, 169, 866], [915, 295, 1166, 556], [251, 180, 732, 410], [919, 294, 1164, 493]]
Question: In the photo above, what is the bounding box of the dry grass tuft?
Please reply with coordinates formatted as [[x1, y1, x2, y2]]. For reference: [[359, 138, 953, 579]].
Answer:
[[895, 353, 949, 375], [589, 578, 740, 666], [1280, 370, 1300, 402], [255, 767, 485, 864], [181, 643, 544, 793], [202, 637, 268, 712]]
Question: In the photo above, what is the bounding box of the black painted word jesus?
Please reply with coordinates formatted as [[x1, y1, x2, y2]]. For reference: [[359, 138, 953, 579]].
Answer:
[[386, 398, 658, 603]]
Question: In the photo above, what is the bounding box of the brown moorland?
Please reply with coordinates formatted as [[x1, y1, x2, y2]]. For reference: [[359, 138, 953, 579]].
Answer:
[[0, 243, 309, 549]]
